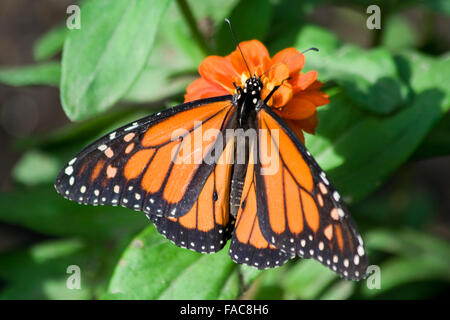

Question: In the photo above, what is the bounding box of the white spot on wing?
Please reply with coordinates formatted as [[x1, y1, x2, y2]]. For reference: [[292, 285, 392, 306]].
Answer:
[[124, 122, 138, 131], [357, 245, 365, 256], [65, 166, 73, 175], [344, 259, 349, 267], [333, 191, 341, 202], [320, 172, 329, 185]]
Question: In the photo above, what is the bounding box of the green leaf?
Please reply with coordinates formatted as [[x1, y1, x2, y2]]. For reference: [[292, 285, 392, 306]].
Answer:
[[0, 62, 60, 87], [124, 0, 245, 103], [215, 0, 273, 55], [122, 23, 198, 103], [33, 25, 68, 61], [360, 229, 450, 297], [189, 0, 240, 27], [420, 0, 450, 14], [0, 237, 132, 300], [106, 226, 239, 299], [266, 0, 319, 52], [239, 264, 263, 288], [307, 87, 448, 202], [60, 0, 171, 121], [251, 267, 286, 299], [361, 257, 449, 298], [330, 46, 408, 114], [15, 107, 148, 150], [124, 66, 193, 103], [319, 280, 355, 300], [0, 185, 147, 240], [366, 229, 450, 261], [216, 269, 241, 299], [407, 52, 450, 106], [397, 52, 450, 159], [381, 16, 418, 52], [292, 24, 340, 74], [0, 239, 91, 299], [413, 111, 450, 159], [281, 260, 337, 299], [12, 150, 61, 186], [352, 188, 436, 228], [295, 27, 408, 114]]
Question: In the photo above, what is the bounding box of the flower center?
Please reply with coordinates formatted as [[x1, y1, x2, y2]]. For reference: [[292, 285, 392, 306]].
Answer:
[[240, 73, 249, 85]]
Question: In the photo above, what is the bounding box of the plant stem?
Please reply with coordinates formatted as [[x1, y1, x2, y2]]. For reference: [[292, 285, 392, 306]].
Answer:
[[176, 0, 211, 56]]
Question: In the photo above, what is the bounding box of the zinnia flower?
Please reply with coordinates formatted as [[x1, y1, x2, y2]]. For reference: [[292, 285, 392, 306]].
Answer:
[[184, 40, 330, 143]]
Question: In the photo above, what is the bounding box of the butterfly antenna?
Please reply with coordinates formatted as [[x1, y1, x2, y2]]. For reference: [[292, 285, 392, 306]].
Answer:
[[225, 18, 252, 76], [302, 47, 319, 54], [261, 47, 319, 76]]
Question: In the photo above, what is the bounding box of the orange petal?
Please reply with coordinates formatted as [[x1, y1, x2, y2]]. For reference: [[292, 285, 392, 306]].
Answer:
[[184, 78, 230, 102], [295, 90, 330, 106], [229, 40, 271, 77], [277, 97, 316, 120], [291, 111, 319, 135], [284, 119, 305, 144], [305, 80, 323, 91], [199, 56, 239, 93], [272, 48, 305, 76], [270, 83, 293, 108], [291, 70, 318, 93], [267, 63, 290, 86]]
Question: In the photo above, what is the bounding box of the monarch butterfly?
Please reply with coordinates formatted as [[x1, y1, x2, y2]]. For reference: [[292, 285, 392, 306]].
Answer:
[[55, 22, 368, 281]]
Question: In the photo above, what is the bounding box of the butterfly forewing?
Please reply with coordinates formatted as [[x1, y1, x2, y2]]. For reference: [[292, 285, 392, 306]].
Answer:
[[55, 96, 234, 220]]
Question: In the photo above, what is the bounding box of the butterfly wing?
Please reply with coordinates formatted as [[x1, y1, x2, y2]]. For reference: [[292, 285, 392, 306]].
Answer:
[[148, 135, 236, 252], [55, 96, 237, 252], [229, 127, 293, 269], [254, 105, 368, 280]]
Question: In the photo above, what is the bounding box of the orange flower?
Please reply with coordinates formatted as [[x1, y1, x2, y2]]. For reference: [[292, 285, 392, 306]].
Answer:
[[184, 40, 329, 143]]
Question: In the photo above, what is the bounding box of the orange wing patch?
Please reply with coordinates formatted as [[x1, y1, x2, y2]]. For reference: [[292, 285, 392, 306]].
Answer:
[[142, 102, 229, 147], [124, 149, 155, 180], [149, 138, 235, 253]]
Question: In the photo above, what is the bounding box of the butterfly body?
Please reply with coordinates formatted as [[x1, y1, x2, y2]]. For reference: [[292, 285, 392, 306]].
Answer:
[[55, 49, 368, 281], [234, 76, 264, 126]]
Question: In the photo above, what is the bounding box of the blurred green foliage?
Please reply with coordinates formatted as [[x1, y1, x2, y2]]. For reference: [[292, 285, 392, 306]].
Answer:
[[0, 0, 449, 300]]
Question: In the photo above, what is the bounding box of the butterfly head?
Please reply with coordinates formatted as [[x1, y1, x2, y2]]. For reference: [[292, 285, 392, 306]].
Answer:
[[244, 75, 262, 96], [234, 75, 263, 106]]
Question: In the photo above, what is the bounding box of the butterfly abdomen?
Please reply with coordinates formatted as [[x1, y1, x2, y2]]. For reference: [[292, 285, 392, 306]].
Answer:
[[230, 163, 246, 218]]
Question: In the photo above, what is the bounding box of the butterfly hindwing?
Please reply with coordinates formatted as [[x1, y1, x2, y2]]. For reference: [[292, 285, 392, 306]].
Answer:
[[254, 106, 368, 280], [229, 134, 293, 269]]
